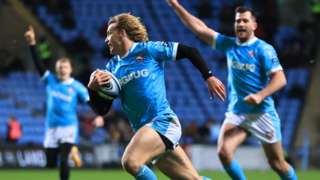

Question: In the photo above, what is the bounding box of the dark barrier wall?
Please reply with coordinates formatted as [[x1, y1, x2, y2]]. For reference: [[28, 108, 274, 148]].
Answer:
[[0, 146, 96, 168]]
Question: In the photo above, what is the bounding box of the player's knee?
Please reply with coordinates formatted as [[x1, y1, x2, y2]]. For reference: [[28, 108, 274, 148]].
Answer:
[[217, 147, 233, 163], [121, 156, 141, 175]]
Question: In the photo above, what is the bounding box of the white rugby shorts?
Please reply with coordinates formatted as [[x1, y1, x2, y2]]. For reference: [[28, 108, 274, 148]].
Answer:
[[223, 111, 282, 144], [146, 114, 182, 149], [44, 126, 78, 148]]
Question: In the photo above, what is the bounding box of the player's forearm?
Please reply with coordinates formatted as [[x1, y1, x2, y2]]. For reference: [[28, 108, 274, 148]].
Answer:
[[176, 44, 212, 80], [170, 2, 216, 45], [258, 71, 287, 98], [29, 45, 47, 76], [171, 2, 208, 35]]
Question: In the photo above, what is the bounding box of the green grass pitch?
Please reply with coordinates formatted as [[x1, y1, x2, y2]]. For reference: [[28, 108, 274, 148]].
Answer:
[[0, 169, 318, 180]]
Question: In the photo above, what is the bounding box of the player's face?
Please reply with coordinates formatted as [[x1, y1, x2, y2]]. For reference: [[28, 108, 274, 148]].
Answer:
[[106, 23, 123, 55], [234, 11, 257, 42], [55, 60, 72, 81]]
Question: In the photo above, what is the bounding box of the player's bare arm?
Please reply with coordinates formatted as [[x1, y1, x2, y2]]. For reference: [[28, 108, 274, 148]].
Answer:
[[167, 0, 217, 45], [244, 70, 286, 105]]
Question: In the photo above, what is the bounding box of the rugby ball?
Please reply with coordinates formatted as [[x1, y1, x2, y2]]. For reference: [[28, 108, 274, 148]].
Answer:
[[90, 70, 121, 100]]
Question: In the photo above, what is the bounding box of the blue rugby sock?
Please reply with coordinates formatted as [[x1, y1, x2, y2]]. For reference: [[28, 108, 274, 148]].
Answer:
[[202, 176, 212, 180], [280, 166, 297, 180], [135, 165, 157, 180], [223, 159, 246, 180]]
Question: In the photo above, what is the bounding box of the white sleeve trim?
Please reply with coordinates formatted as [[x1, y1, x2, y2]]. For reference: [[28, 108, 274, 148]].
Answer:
[[267, 66, 283, 76], [212, 32, 219, 49], [41, 70, 50, 80], [172, 42, 179, 61]]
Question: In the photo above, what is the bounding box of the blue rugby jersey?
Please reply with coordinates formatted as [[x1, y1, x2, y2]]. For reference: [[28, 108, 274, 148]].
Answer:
[[43, 71, 89, 127], [215, 34, 283, 113], [105, 41, 178, 131]]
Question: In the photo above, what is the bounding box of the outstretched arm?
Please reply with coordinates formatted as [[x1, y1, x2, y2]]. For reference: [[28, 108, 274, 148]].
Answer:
[[244, 70, 286, 105], [176, 44, 226, 101], [24, 25, 46, 76], [167, 0, 217, 46]]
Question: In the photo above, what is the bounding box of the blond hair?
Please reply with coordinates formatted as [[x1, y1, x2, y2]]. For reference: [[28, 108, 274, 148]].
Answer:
[[108, 13, 149, 42]]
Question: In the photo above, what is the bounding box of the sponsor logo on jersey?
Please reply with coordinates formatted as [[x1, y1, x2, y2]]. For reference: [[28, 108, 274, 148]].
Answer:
[[51, 90, 72, 102], [230, 60, 256, 72], [119, 69, 150, 86]]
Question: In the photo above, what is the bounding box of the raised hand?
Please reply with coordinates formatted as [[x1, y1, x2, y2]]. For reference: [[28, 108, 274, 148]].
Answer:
[[206, 76, 226, 101], [24, 25, 36, 45]]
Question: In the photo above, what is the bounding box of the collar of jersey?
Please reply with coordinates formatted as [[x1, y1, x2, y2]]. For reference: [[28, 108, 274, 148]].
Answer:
[[116, 43, 138, 60], [236, 36, 258, 46], [60, 78, 74, 85]]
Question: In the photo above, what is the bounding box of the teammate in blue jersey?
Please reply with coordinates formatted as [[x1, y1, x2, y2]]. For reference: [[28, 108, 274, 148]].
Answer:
[[168, 1, 298, 179], [25, 26, 103, 180], [88, 13, 225, 180]]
